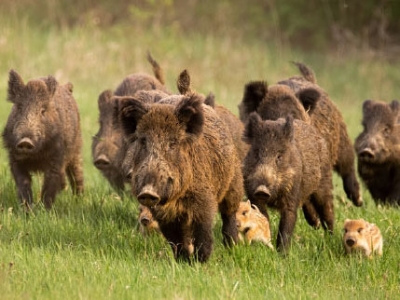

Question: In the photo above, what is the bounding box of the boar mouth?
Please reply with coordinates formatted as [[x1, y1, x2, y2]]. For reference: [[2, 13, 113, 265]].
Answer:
[[93, 154, 111, 170], [357, 148, 375, 162], [15, 137, 36, 154], [254, 185, 271, 201], [137, 185, 161, 207]]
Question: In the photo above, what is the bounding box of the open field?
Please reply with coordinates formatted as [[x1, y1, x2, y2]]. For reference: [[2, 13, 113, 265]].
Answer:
[[1, 7, 400, 300]]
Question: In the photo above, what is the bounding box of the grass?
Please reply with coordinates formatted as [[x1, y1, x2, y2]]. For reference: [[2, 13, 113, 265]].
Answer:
[[1, 9, 400, 300]]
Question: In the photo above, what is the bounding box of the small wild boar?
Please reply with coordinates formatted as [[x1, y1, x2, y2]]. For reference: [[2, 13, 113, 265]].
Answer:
[[116, 93, 243, 262], [2, 70, 84, 209], [239, 62, 362, 208], [242, 113, 334, 252], [354, 99, 400, 205], [92, 53, 169, 193], [343, 218, 383, 257], [235, 200, 274, 249], [138, 204, 161, 235]]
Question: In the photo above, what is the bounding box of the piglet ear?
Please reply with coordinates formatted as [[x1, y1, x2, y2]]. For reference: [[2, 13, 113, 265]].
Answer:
[[239, 81, 268, 122], [390, 100, 400, 113], [362, 100, 373, 115], [44, 75, 58, 97], [176, 94, 204, 136], [8, 69, 25, 103], [116, 96, 149, 137], [296, 88, 320, 114], [204, 92, 215, 108], [177, 69, 192, 95], [243, 112, 263, 144], [283, 115, 294, 141]]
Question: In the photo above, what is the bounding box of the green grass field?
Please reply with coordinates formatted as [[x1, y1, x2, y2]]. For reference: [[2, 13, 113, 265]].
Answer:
[[1, 9, 400, 300]]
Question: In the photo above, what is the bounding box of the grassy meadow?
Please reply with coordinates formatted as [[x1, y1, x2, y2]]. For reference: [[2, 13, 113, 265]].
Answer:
[[1, 7, 400, 300]]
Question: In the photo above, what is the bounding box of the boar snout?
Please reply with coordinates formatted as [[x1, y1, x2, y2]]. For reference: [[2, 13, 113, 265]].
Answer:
[[140, 216, 151, 226], [16, 137, 35, 152], [358, 148, 375, 160], [254, 185, 271, 200], [137, 185, 160, 207], [345, 238, 356, 247], [93, 154, 111, 169]]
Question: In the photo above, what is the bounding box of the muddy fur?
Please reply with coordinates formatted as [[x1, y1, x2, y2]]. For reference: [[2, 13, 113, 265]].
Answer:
[[242, 113, 334, 252], [239, 62, 362, 207], [116, 93, 243, 263], [355, 99, 400, 205], [2, 70, 84, 209]]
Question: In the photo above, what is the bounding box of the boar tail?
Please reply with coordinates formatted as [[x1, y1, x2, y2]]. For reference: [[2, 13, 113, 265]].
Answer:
[[147, 51, 165, 85], [291, 61, 316, 84]]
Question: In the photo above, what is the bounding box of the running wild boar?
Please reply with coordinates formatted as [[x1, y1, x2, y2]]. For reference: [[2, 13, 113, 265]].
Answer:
[[92, 53, 169, 193], [355, 99, 400, 205], [2, 70, 84, 209], [239, 62, 362, 207], [116, 93, 243, 262], [242, 113, 334, 252]]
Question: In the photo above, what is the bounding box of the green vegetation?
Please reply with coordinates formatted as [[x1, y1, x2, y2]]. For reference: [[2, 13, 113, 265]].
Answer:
[[1, 2, 400, 299]]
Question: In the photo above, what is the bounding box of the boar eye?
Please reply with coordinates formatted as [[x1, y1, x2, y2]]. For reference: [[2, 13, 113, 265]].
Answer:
[[343, 228, 348, 233], [242, 210, 248, 216], [139, 137, 146, 147], [276, 154, 282, 163], [40, 107, 46, 115], [357, 228, 363, 233], [383, 126, 391, 137]]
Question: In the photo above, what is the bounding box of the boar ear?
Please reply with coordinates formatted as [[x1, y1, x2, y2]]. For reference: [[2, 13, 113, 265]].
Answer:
[[177, 69, 192, 95], [8, 69, 25, 102], [98, 90, 113, 110], [283, 115, 294, 141], [44, 75, 58, 97], [243, 112, 263, 144], [117, 96, 149, 137], [204, 92, 215, 108], [390, 100, 400, 113], [362, 100, 373, 114], [296, 88, 320, 114], [240, 81, 268, 122], [176, 94, 204, 136]]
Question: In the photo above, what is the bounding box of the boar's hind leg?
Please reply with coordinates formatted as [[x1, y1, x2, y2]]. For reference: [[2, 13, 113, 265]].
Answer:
[[11, 164, 33, 208], [66, 156, 84, 194], [310, 192, 334, 233], [159, 221, 190, 262], [302, 202, 321, 229]]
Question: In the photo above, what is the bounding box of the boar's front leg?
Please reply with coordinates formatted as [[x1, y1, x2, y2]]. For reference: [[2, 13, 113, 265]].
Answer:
[[42, 164, 66, 209], [277, 197, 299, 253], [192, 216, 214, 263], [11, 163, 33, 208], [159, 220, 189, 261]]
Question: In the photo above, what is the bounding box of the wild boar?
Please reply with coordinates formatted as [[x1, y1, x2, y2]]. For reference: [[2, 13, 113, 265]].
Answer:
[[177, 69, 249, 160], [354, 99, 400, 205], [242, 113, 334, 252], [138, 204, 161, 236], [239, 62, 362, 207], [2, 70, 84, 209], [343, 218, 383, 257], [92, 53, 170, 194], [116, 93, 243, 262]]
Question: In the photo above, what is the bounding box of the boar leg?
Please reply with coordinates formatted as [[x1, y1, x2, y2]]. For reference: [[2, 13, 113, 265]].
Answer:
[[192, 219, 214, 263], [310, 192, 334, 233], [11, 163, 33, 208], [66, 155, 84, 194], [302, 202, 320, 229], [42, 167, 65, 209], [159, 221, 190, 262], [277, 202, 298, 252], [336, 130, 363, 207]]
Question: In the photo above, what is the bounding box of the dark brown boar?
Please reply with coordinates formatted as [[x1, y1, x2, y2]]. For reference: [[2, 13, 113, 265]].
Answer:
[[239, 62, 363, 207], [2, 70, 84, 209], [177, 69, 249, 160], [92, 53, 170, 194], [116, 93, 243, 262], [355, 99, 400, 205], [242, 113, 334, 252]]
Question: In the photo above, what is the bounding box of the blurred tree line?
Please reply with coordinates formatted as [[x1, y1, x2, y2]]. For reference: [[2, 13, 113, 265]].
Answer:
[[3, 0, 400, 53]]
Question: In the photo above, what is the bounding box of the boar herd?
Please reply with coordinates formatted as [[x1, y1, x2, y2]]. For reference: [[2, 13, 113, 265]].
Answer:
[[2, 54, 397, 262]]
